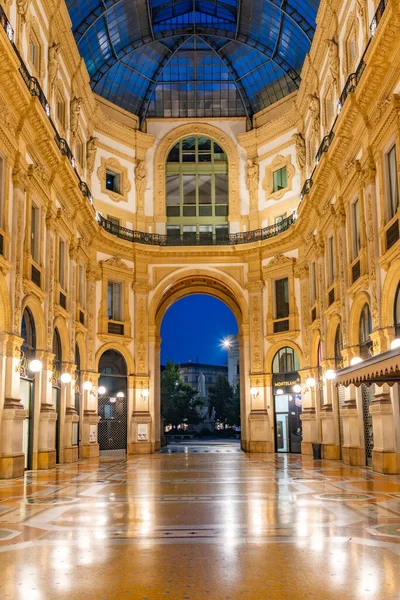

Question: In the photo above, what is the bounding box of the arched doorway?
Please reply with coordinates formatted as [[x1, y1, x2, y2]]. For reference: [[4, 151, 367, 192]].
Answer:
[[20, 308, 36, 469], [98, 350, 128, 452], [52, 329, 62, 463], [159, 294, 240, 444], [272, 346, 302, 453], [151, 272, 249, 452]]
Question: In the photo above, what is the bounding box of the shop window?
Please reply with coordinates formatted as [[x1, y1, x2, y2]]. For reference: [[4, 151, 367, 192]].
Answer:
[[359, 303, 372, 358], [166, 136, 228, 235], [275, 277, 289, 320], [107, 281, 122, 322], [387, 145, 399, 221], [106, 170, 120, 194], [31, 204, 40, 264]]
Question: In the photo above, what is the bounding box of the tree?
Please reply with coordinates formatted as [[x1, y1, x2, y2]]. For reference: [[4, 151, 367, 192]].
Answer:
[[161, 360, 204, 428], [208, 374, 233, 427], [225, 382, 241, 427]]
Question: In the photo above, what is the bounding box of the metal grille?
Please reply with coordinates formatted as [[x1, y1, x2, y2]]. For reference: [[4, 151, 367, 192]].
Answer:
[[362, 384, 374, 464], [31, 264, 41, 287], [98, 396, 127, 451], [273, 319, 289, 333], [338, 384, 346, 452], [386, 219, 399, 250]]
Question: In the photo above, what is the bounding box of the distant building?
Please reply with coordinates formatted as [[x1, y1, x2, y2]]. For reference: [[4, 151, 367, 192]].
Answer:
[[179, 362, 228, 401]]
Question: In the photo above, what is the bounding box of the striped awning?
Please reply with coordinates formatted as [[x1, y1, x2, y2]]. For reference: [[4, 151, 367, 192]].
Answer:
[[335, 348, 400, 387]]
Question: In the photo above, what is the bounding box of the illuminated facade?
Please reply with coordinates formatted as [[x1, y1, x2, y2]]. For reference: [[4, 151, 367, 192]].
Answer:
[[0, 0, 400, 479]]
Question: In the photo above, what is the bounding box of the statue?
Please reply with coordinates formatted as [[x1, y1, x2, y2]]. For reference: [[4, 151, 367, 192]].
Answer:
[[70, 97, 83, 138], [135, 159, 146, 213], [16, 0, 29, 21], [308, 93, 320, 136], [326, 38, 340, 89], [292, 132, 306, 173], [246, 158, 259, 204], [48, 43, 62, 91], [86, 136, 98, 175]]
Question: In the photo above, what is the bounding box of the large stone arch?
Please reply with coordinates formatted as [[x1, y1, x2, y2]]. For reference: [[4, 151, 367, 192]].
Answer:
[[149, 267, 249, 331], [348, 291, 371, 347], [153, 123, 240, 223], [381, 258, 400, 330], [264, 340, 304, 374], [20, 295, 46, 350], [95, 342, 135, 375], [0, 271, 11, 333]]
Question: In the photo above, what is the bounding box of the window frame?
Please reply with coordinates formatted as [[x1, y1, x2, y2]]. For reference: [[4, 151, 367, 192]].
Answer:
[[107, 281, 123, 322], [327, 235, 335, 287], [386, 144, 399, 222], [352, 199, 361, 260], [58, 237, 67, 291], [30, 203, 40, 265]]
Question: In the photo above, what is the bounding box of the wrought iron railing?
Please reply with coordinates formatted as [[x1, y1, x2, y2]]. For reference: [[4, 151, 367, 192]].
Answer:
[[370, 0, 388, 36], [97, 213, 296, 246], [0, 4, 94, 208], [315, 131, 335, 165]]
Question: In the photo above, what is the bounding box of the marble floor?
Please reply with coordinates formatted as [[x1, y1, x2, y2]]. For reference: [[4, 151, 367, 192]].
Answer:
[[1, 445, 400, 600]]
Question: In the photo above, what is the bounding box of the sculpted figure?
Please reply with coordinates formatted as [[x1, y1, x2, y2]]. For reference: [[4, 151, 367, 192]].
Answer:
[[48, 43, 62, 90], [292, 132, 306, 173], [86, 136, 98, 175], [327, 38, 340, 89], [16, 0, 29, 20], [70, 97, 83, 137], [308, 93, 320, 136], [357, 0, 367, 32], [246, 158, 259, 197], [135, 159, 147, 212]]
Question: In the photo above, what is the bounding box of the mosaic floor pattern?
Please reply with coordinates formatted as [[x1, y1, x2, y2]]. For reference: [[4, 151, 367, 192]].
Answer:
[[1, 447, 400, 599]]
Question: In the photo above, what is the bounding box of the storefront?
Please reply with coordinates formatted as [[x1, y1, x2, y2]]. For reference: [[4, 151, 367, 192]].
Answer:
[[97, 350, 128, 451], [272, 347, 302, 453], [20, 308, 36, 470]]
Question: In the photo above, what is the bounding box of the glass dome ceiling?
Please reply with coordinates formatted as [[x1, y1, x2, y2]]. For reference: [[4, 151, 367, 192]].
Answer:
[[66, 0, 320, 126]]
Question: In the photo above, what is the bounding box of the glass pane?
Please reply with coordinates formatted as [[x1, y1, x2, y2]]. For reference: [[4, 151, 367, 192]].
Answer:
[[197, 137, 211, 151], [166, 206, 180, 217], [199, 206, 212, 217], [275, 394, 289, 413], [183, 205, 196, 217], [166, 175, 180, 205], [215, 205, 228, 216], [198, 175, 212, 204], [182, 137, 196, 151], [199, 225, 212, 233], [183, 175, 196, 204], [167, 143, 180, 162], [215, 226, 229, 239], [276, 413, 289, 452], [215, 174, 228, 204], [167, 226, 180, 237], [273, 167, 287, 192], [182, 153, 196, 163], [198, 153, 212, 163]]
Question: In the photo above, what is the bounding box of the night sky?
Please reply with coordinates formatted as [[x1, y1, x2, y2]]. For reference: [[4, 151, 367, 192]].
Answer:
[[160, 295, 238, 366]]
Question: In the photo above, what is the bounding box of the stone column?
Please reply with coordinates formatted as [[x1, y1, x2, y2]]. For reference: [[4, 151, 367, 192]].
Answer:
[[63, 364, 79, 463], [80, 371, 100, 459], [370, 384, 399, 473], [246, 281, 269, 452], [36, 351, 57, 469], [320, 359, 340, 459], [130, 283, 153, 454], [300, 369, 318, 455], [0, 335, 26, 478]]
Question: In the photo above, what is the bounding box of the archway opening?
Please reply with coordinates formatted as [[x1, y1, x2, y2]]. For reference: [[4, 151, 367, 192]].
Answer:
[[98, 350, 128, 452], [272, 346, 302, 454], [159, 293, 241, 449]]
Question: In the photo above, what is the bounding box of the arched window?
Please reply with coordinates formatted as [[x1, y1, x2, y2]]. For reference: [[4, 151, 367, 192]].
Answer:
[[166, 136, 229, 242], [21, 308, 36, 359], [394, 283, 400, 337], [359, 303, 372, 358], [272, 346, 300, 374], [334, 324, 343, 369]]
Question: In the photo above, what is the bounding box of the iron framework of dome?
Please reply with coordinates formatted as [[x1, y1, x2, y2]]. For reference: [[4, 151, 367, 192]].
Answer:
[[66, 0, 320, 126]]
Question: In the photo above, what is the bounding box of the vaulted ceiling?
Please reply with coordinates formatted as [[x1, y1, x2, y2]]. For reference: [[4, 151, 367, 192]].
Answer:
[[66, 0, 320, 126]]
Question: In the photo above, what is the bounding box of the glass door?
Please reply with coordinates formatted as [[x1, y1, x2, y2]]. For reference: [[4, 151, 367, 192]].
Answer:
[[276, 413, 289, 452]]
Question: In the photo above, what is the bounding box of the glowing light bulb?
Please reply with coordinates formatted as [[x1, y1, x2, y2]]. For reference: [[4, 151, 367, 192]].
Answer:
[[390, 338, 400, 350], [83, 381, 92, 391], [98, 386, 106, 395], [306, 377, 316, 387], [29, 359, 43, 373], [60, 372, 72, 384], [350, 357, 363, 366], [293, 384, 302, 394], [325, 369, 336, 380]]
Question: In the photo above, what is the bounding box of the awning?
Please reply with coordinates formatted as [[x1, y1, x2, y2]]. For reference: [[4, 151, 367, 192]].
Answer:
[[335, 347, 400, 387]]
